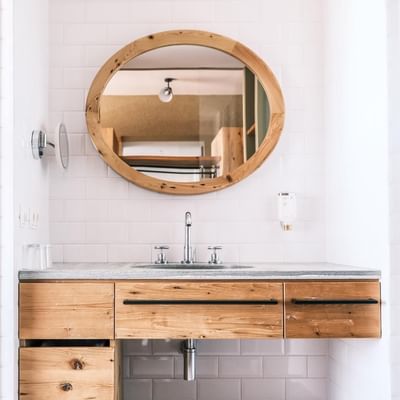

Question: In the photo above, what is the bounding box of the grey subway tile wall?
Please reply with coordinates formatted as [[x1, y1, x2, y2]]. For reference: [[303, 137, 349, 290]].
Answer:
[[122, 340, 328, 400]]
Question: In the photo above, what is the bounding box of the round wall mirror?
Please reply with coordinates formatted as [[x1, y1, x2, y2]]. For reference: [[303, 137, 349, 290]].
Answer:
[[86, 30, 285, 195]]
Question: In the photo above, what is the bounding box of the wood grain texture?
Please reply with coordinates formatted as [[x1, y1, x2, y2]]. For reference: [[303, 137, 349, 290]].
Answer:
[[115, 281, 283, 339], [211, 127, 244, 175], [19, 347, 115, 400], [121, 155, 221, 168], [285, 281, 381, 338], [86, 30, 285, 195], [102, 127, 120, 155], [116, 281, 282, 300], [116, 304, 282, 339], [19, 283, 114, 339], [111, 341, 121, 400]]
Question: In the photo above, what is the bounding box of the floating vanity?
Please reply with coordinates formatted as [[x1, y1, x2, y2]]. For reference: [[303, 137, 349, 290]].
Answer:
[[18, 263, 381, 399]]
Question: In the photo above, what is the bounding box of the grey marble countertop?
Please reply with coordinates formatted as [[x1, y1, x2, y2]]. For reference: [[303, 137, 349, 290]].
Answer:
[[18, 262, 381, 280]]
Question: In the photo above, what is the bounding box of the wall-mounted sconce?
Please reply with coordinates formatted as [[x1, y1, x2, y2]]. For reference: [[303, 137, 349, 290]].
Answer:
[[159, 77, 175, 103], [31, 123, 69, 169], [277, 192, 296, 231]]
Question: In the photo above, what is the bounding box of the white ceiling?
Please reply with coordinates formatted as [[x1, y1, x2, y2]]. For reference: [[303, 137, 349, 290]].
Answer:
[[104, 45, 245, 96], [103, 69, 244, 96], [122, 45, 245, 69]]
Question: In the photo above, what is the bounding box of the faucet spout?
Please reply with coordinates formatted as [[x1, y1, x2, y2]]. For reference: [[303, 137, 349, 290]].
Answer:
[[185, 211, 192, 226], [183, 211, 193, 264]]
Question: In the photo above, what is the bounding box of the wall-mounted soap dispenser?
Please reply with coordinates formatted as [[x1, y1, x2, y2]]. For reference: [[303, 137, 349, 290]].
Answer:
[[277, 192, 296, 231]]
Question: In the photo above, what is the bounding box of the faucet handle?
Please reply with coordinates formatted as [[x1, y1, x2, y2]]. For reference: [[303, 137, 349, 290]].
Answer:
[[154, 245, 169, 264], [208, 246, 222, 264]]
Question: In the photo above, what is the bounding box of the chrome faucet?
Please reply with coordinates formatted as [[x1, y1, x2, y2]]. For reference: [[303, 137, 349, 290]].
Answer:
[[182, 211, 194, 264]]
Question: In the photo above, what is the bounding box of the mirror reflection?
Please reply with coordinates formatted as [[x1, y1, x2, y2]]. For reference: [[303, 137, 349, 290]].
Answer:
[[100, 45, 270, 182]]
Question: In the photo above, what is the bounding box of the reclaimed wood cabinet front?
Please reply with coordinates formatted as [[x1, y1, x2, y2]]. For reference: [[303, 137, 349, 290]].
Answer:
[[19, 283, 114, 339], [19, 346, 116, 400], [19, 280, 382, 340], [18, 279, 381, 399], [285, 281, 381, 338], [115, 281, 284, 339]]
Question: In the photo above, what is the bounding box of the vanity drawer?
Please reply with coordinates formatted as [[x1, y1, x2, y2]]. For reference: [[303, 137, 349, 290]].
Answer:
[[115, 281, 283, 339], [19, 283, 114, 339], [285, 281, 381, 338], [19, 346, 115, 400]]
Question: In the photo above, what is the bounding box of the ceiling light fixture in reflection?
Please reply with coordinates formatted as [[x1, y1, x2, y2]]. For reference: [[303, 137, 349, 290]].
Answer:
[[159, 77, 175, 103]]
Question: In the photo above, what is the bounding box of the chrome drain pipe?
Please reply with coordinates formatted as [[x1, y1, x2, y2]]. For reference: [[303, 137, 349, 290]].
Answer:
[[183, 339, 196, 381]]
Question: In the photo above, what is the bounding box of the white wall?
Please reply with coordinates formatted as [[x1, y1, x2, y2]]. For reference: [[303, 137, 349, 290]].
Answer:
[[323, 1, 391, 399], [48, 0, 325, 266], [388, 0, 400, 399], [0, 3, 4, 395], [0, 0, 14, 398], [14, 0, 50, 267], [0, 0, 50, 399]]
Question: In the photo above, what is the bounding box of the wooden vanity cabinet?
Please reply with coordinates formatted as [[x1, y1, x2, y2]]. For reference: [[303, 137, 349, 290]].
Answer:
[[18, 280, 382, 341], [19, 282, 114, 339], [19, 345, 118, 400], [19, 282, 119, 400], [115, 281, 284, 339], [284, 281, 381, 338], [17, 278, 382, 399]]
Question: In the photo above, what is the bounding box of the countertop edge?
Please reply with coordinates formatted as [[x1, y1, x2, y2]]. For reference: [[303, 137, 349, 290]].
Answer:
[[18, 270, 382, 281]]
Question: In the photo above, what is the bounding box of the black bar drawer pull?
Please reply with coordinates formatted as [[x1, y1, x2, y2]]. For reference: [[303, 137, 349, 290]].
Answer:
[[123, 299, 279, 305], [291, 298, 378, 305]]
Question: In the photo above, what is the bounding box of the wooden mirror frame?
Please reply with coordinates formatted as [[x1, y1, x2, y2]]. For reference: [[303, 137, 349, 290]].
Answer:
[[86, 30, 285, 195]]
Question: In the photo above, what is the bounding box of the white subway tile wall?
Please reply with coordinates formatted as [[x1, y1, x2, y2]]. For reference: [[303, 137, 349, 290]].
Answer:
[[49, 1, 328, 399], [49, 0, 325, 266], [122, 340, 328, 400]]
